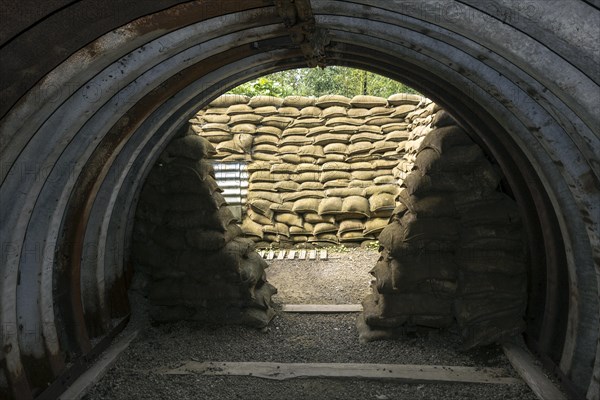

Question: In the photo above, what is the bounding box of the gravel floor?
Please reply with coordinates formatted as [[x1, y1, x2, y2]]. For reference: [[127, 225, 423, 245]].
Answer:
[[84, 248, 537, 400]]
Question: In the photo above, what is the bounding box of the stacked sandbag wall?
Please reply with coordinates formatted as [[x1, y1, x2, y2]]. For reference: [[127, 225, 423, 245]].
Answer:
[[359, 110, 528, 349], [132, 127, 276, 327], [190, 93, 429, 247]]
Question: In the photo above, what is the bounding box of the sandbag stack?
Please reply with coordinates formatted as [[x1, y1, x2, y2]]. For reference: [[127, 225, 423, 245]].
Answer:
[[358, 109, 528, 349], [191, 93, 426, 246], [132, 127, 276, 328]]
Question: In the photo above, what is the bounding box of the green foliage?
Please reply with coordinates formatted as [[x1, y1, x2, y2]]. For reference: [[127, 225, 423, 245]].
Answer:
[[229, 76, 286, 97], [228, 67, 419, 98]]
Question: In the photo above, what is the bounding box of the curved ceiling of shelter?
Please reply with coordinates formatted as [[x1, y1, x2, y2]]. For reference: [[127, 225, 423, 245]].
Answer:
[[0, 1, 598, 398]]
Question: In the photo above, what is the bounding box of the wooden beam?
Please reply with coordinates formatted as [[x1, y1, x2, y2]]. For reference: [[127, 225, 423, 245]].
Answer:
[[319, 249, 328, 260], [162, 361, 522, 385], [502, 342, 566, 400], [58, 330, 138, 400], [282, 304, 363, 313]]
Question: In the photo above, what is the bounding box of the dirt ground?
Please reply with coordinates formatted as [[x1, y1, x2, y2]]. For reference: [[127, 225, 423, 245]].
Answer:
[[265, 246, 377, 305], [84, 247, 539, 400]]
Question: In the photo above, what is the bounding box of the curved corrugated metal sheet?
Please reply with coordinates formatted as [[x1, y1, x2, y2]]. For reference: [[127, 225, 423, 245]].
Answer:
[[0, 1, 597, 399]]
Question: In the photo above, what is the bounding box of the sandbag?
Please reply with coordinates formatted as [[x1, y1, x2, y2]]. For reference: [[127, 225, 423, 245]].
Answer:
[[362, 184, 401, 197], [291, 117, 323, 128], [277, 106, 301, 117], [299, 106, 322, 118], [230, 113, 263, 125], [292, 198, 320, 213], [247, 191, 281, 203], [248, 95, 284, 108], [304, 213, 335, 224], [295, 172, 321, 182], [418, 125, 473, 153], [315, 94, 351, 108], [241, 307, 276, 329], [402, 166, 501, 195], [338, 231, 371, 242], [253, 134, 280, 145], [247, 161, 270, 172], [209, 94, 250, 108], [247, 199, 274, 219], [281, 154, 314, 164], [317, 154, 345, 163], [326, 116, 363, 127], [313, 133, 351, 146], [261, 116, 293, 129], [299, 181, 324, 191], [270, 201, 294, 212], [458, 270, 527, 297], [331, 125, 358, 134], [254, 143, 278, 154], [323, 142, 347, 154], [363, 218, 389, 235], [362, 294, 408, 328], [247, 209, 272, 225], [320, 170, 352, 182], [283, 96, 315, 108], [321, 106, 348, 118], [350, 95, 388, 108], [263, 222, 290, 237], [325, 187, 364, 197], [396, 190, 457, 218], [323, 179, 350, 188], [377, 292, 454, 317], [185, 224, 238, 251], [348, 142, 374, 155], [372, 253, 457, 293], [282, 190, 325, 201], [338, 219, 365, 234], [313, 222, 339, 234], [415, 145, 486, 173], [321, 161, 351, 171], [373, 175, 397, 185], [341, 196, 370, 218], [273, 181, 300, 192], [271, 163, 296, 174], [280, 135, 312, 146], [387, 93, 422, 106], [165, 135, 212, 160], [253, 106, 278, 116], [298, 145, 324, 158], [347, 108, 371, 118], [318, 197, 343, 215], [369, 193, 396, 213], [455, 249, 526, 275]]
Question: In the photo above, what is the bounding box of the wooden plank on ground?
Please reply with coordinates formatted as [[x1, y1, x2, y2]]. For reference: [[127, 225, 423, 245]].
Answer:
[[162, 361, 522, 385], [308, 250, 317, 260], [502, 342, 566, 400], [282, 304, 363, 313], [319, 249, 328, 260], [266, 250, 275, 260], [277, 250, 286, 260], [287, 250, 296, 260], [299, 249, 307, 259], [58, 330, 138, 400]]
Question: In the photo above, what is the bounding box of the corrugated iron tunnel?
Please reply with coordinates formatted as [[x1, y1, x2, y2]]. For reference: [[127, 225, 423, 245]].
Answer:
[[0, 1, 598, 399]]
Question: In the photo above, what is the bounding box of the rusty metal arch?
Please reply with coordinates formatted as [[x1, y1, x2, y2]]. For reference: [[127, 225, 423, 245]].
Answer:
[[0, 1, 598, 399]]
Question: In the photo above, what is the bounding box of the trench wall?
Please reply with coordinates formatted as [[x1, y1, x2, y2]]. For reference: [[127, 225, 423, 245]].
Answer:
[[191, 93, 435, 247]]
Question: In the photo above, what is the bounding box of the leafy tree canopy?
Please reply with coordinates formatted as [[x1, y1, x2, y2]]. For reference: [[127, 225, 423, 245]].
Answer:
[[228, 66, 419, 98]]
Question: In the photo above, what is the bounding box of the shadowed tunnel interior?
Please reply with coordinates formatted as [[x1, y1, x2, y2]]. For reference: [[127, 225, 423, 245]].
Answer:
[[0, 1, 598, 399]]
